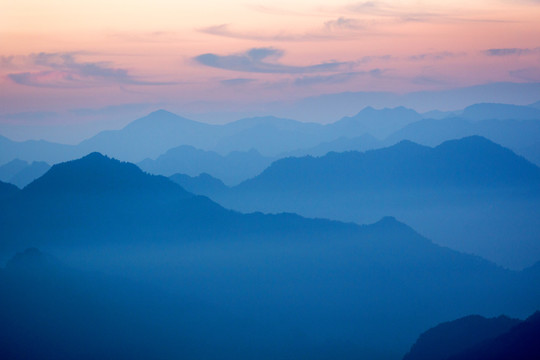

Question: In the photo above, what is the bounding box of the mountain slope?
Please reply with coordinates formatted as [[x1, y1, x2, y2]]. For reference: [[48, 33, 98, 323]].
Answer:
[[139, 145, 272, 185], [0, 160, 50, 188], [403, 315, 521, 360], [238, 136, 540, 192], [386, 118, 540, 165], [0, 135, 78, 165], [449, 312, 540, 360], [328, 106, 422, 139], [207, 137, 540, 268], [1, 152, 539, 359], [77, 110, 219, 162], [404, 311, 540, 360], [0, 180, 19, 199]]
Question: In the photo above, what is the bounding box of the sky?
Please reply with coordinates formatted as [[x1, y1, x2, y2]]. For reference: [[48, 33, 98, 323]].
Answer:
[[1, 0, 540, 141]]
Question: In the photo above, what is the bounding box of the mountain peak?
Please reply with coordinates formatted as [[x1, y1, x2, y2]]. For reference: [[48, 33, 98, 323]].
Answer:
[[22, 153, 191, 198], [147, 109, 177, 118]]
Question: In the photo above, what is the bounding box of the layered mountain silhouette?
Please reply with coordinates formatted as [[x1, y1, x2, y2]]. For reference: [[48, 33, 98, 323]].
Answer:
[[0, 159, 50, 188], [282, 134, 382, 158], [237, 136, 540, 191], [3, 104, 540, 168], [197, 137, 540, 268], [139, 145, 272, 185], [0, 248, 222, 360], [461, 103, 540, 121], [403, 311, 540, 360], [170, 172, 229, 195], [329, 106, 422, 139], [1, 152, 539, 359], [0, 134, 79, 165], [386, 117, 540, 165]]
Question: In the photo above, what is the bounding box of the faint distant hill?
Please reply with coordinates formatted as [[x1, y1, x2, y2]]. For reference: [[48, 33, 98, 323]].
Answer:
[[403, 311, 540, 360], [328, 106, 422, 139], [272, 82, 540, 122], [0, 107, 426, 164], [403, 315, 521, 360], [169, 173, 229, 195], [462, 103, 540, 121], [530, 100, 540, 109], [1, 152, 540, 359], [3, 103, 540, 174], [77, 110, 218, 162], [282, 134, 382, 158], [0, 135, 79, 165], [139, 146, 272, 185], [0, 159, 50, 188], [204, 137, 540, 269]]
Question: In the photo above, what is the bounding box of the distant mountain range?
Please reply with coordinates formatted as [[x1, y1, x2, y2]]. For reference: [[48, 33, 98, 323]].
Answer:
[[403, 311, 540, 360], [1, 152, 539, 359], [3, 102, 540, 170], [178, 136, 540, 269], [0, 159, 50, 188], [138, 146, 273, 185]]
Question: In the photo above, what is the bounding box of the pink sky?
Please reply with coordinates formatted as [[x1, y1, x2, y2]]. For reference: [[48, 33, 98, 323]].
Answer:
[[1, 0, 540, 137]]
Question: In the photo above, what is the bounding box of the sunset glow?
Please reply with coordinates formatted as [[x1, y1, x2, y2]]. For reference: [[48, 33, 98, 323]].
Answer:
[[1, 0, 540, 138]]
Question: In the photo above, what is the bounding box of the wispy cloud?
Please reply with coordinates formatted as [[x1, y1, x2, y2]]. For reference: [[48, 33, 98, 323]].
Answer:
[[408, 51, 465, 61], [484, 47, 540, 56], [199, 16, 371, 42], [294, 69, 382, 86], [344, 1, 509, 24], [0, 111, 58, 121], [346, 1, 441, 22], [509, 67, 540, 81], [5, 52, 176, 88], [324, 17, 364, 30], [220, 78, 256, 86], [194, 47, 352, 74]]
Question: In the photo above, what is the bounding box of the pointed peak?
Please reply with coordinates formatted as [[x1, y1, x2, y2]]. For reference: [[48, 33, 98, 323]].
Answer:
[[80, 152, 110, 161], [147, 109, 177, 117]]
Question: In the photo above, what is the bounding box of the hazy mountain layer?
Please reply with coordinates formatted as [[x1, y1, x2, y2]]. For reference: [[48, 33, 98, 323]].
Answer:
[[0, 159, 50, 188], [138, 146, 273, 185], [189, 137, 540, 268], [1, 153, 539, 359]]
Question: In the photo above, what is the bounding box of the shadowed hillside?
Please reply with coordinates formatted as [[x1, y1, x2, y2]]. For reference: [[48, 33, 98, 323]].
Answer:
[[198, 137, 540, 268], [1, 153, 539, 359]]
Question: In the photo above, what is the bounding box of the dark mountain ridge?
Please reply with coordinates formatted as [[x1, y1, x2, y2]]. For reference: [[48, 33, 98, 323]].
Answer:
[[404, 311, 540, 360], [1, 152, 539, 359], [193, 137, 540, 268], [237, 136, 540, 192]]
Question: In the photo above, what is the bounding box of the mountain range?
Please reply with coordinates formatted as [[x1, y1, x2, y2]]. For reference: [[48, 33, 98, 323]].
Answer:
[[3, 102, 540, 170], [176, 136, 540, 269], [0, 159, 50, 188], [138, 146, 273, 185], [1, 152, 539, 359]]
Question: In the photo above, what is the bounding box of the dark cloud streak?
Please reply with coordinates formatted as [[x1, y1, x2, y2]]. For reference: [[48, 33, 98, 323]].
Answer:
[[194, 48, 352, 74]]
